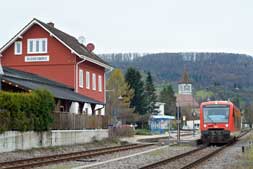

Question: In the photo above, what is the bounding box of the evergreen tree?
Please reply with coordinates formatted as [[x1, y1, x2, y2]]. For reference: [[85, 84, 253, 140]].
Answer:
[[231, 95, 240, 108], [159, 85, 176, 115], [125, 67, 147, 115], [144, 72, 157, 114], [244, 103, 253, 128], [106, 68, 135, 124]]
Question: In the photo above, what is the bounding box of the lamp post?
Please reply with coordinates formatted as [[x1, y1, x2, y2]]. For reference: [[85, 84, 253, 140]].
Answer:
[[112, 95, 123, 127], [105, 89, 115, 127]]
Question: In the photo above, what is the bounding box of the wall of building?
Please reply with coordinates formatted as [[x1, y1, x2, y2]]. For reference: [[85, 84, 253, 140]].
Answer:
[[1, 24, 76, 88], [1, 24, 106, 102], [78, 60, 105, 102], [155, 102, 165, 115], [186, 120, 200, 129], [0, 129, 108, 153]]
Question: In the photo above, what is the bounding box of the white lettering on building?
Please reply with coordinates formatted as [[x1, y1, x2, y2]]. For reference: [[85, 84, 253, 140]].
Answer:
[[25, 56, 49, 62]]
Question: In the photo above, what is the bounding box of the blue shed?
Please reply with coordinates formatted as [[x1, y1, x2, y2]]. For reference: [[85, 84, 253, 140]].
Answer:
[[149, 115, 175, 134]]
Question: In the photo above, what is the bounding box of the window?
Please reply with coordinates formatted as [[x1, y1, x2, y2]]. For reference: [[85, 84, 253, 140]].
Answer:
[[92, 73, 96, 90], [36, 40, 40, 52], [14, 41, 22, 55], [86, 71, 90, 89], [27, 38, 47, 54], [29, 40, 33, 52], [203, 105, 230, 123], [79, 69, 83, 88], [98, 75, 102, 92]]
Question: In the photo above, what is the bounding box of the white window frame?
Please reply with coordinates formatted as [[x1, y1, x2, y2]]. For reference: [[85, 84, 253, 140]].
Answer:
[[79, 69, 83, 88], [98, 75, 102, 92], [92, 73, 96, 91], [14, 41, 22, 55], [86, 71, 90, 89], [27, 38, 48, 54]]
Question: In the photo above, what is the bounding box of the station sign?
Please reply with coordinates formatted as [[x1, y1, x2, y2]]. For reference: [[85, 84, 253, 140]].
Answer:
[[25, 56, 49, 62]]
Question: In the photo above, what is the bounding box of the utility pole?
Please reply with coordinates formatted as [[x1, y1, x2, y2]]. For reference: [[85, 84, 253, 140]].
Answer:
[[176, 104, 181, 143], [191, 86, 196, 136], [192, 111, 196, 136]]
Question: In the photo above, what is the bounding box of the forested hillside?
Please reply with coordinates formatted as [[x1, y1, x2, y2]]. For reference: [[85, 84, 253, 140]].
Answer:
[[101, 52, 253, 90], [101, 52, 253, 105]]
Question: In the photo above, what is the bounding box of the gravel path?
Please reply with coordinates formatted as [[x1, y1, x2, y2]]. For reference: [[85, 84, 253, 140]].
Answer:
[[195, 131, 253, 169]]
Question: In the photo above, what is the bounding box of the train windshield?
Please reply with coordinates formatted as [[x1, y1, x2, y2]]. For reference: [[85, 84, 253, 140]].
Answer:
[[203, 105, 230, 123]]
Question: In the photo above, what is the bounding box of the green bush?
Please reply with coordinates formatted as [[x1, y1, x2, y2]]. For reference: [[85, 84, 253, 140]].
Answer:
[[0, 89, 55, 133], [0, 111, 10, 133], [135, 128, 152, 135]]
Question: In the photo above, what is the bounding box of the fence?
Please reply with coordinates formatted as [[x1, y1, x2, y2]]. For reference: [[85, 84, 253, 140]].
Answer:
[[51, 112, 109, 130]]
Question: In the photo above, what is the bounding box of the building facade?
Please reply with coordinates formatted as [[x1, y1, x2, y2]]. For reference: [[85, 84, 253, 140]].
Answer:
[[0, 18, 112, 115], [176, 69, 199, 120]]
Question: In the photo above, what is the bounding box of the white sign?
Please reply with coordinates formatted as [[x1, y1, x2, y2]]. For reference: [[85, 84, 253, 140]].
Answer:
[[25, 56, 49, 62]]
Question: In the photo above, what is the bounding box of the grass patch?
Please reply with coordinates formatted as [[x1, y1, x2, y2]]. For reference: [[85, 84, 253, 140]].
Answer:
[[231, 132, 253, 169], [135, 129, 152, 135], [148, 149, 165, 156]]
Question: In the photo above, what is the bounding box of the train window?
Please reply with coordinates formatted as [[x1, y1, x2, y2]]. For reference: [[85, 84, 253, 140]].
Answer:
[[203, 105, 230, 123]]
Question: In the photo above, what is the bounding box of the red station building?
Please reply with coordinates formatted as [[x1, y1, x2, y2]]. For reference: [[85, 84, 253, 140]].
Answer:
[[0, 18, 112, 115]]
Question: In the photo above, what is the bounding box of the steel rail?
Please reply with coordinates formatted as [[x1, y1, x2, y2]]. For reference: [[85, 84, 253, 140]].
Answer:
[[0, 143, 138, 166], [139, 145, 208, 169], [179, 142, 232, 169], [180, 130, 251, 169], [0, 143, 153, 169], [140, 130, 251, 169]]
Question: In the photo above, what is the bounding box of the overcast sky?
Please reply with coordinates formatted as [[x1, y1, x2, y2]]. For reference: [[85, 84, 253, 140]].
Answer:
[[0, 0, 253, 55]]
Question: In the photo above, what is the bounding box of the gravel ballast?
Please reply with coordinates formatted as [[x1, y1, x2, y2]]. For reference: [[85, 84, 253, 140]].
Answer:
[[0, 139, 122, 163], [76, 145, 196, 169], [195, 131, 253, 169]]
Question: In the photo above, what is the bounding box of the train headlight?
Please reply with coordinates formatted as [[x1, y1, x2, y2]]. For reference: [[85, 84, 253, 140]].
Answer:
[[204, 124, 207, 128], [225, 124, 229, 128]]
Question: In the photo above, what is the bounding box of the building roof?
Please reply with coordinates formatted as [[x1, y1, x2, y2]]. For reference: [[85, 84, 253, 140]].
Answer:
[[176, 94, 199, 108], [150, 115, 175, 120], [178, 68, 191, 84], [0, 18, 112, 69], [2, 67, 103, 105]]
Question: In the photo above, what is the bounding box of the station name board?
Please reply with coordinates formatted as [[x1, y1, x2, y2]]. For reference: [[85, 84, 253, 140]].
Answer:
[[25, 56, 50, 62]]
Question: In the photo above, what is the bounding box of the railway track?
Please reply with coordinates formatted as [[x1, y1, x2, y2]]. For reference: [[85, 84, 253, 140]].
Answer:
[[0, 143, 154, 169], [138, 132, 194, 143], [140, 130, 250, 169]]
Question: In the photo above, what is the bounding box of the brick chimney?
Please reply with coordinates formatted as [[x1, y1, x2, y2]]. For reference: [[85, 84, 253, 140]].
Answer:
[[47, 22, 54, 27]]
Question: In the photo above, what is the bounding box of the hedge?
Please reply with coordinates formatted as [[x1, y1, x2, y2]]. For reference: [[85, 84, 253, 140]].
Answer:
[[0, 89, 55, 133]]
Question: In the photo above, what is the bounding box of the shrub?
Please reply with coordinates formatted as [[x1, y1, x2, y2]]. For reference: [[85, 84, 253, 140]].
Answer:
[[0, 89, 55, 133], [135, 128, 152, 135], [0, 111, 10, 133], [109, 125, 135, 137]]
